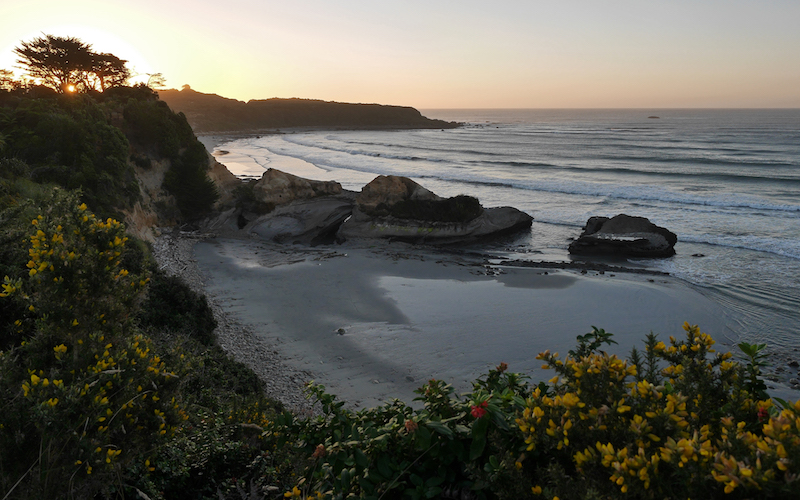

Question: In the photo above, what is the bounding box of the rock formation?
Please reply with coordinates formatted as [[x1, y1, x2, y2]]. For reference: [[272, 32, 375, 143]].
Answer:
[[568, 214, 677, 257], [247, 197, 355, 245], [355, 175, 440, 213], [337, 175, 532, 244], [337, 205, 533, 245], [252, 168, 343, 206], [205, 170, 533, 245]]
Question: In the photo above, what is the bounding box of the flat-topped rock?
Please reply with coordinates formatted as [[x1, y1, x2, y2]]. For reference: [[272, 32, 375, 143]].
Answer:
[[568, 214, 677, 257]]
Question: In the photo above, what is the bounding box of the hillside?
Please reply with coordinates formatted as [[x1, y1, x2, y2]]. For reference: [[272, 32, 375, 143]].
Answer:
[[0, 85, 222, 240], [157, 87, 459, 133]]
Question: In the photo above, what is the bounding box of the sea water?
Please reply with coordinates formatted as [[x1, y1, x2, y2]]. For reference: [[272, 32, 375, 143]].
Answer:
[[209, 109, 800, 368]]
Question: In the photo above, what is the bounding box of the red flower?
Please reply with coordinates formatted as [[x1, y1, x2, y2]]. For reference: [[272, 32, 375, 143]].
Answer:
[[471, 400, 489, 418], [496, 362, 508, 373], [757, 407, 769, 422]]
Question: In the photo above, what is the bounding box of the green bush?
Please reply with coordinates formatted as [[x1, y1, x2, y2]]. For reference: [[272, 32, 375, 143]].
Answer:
[[162, 139, 219, 219], [0, 189, 285, 499], [0, 190, 185, 498], [271, 325, 800, 499], [0, 93, 139, 219], [137, 269, 217, 345]]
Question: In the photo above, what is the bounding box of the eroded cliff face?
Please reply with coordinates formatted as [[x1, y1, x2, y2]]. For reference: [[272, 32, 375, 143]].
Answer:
[[207, 156, 241, 207], [122, 156, 176, 242], [122, 147, 242, 242]]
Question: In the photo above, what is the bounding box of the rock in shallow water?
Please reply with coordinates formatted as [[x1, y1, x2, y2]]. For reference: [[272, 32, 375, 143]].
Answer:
[[568, 214, 677, 258]]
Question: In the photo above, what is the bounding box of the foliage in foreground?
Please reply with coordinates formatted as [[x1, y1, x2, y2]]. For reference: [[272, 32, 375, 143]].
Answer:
[[3, 189, 799, 500], [0, 190, 282, 499], [276, 327, 800, 499]]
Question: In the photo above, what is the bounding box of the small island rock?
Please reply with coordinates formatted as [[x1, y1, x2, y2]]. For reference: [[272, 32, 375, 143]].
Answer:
[[568, 214, 677, 257]]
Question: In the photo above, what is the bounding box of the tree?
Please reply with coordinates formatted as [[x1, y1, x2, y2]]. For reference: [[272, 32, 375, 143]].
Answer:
[[82, 52, 130, 91], [145, 72, 167, 90], [0, 69, 18, 91], [14, 34, 130, 93]]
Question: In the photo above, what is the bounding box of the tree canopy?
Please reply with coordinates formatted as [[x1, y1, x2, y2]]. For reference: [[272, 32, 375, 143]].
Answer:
[[13, 34, 130, 93]]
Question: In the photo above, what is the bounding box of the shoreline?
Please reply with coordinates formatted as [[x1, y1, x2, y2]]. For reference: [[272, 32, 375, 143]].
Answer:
[[178, 233, 771, 409], [153, 231, 800, 410]]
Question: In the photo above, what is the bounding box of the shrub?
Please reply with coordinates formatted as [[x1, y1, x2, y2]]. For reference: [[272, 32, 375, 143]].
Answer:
[[137, 269, 217, 345], [0, 190, 186, 498], [272, 325, 800, 499]]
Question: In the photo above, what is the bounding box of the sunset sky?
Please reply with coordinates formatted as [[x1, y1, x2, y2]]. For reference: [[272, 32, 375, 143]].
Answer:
[[2, 0, 798, 108]]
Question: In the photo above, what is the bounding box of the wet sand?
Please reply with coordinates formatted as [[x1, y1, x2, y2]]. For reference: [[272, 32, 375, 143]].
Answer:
[[192, 237, 738, 408]]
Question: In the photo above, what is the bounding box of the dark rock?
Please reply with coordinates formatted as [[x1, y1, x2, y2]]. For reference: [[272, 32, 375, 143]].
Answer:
[[337, 205, 532, 245], [788, 360, 799, 368], [248, 196, 354, 245], [568, 214, 677, 257], [336, 175, 532, 244]]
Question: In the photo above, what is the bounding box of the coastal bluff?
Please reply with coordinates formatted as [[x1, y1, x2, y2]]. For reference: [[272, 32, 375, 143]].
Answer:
[[158, 87, 459, 133]]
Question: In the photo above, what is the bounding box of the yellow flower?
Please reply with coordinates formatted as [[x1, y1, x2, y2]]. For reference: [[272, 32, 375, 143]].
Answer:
[[284, 486, 302, 498], [532, 485, 542, 494]]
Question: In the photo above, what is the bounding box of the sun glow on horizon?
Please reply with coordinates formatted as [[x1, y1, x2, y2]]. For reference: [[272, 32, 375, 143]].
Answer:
[[1, 1, 798, 108]]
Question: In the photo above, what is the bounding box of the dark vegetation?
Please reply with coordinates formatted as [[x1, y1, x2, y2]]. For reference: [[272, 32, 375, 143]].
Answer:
[[0, 83, 218, 220], [158, 86, 460, 133], [374, 195, 484, 223], [14, 34, 129, 93]]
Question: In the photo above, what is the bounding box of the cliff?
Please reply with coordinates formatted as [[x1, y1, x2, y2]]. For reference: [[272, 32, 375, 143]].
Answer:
[[0, 85, 221, 241], [157, 87, 459, 133]]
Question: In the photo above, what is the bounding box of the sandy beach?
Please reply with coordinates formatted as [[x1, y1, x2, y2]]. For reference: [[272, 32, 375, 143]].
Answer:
[[183, 235, 748, 409]]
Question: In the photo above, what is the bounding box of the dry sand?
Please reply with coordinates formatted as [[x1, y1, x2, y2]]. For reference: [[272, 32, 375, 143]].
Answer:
[[188, 236, 738, 409]]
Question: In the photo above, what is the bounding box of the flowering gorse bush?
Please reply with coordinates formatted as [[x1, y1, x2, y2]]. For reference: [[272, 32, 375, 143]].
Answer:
[[273, 325, 800, 500], [0, 190, 186, 498]]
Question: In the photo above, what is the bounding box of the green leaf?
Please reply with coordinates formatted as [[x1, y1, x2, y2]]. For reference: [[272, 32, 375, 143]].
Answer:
[[341, 467, 351, 491], [354, 448, 369, 469], [377, 455, 393, 479], [469, 416, 489, 461], [426, 487, 443, 498], [426, 420, 454, 438], [426, 476, 445, 487]]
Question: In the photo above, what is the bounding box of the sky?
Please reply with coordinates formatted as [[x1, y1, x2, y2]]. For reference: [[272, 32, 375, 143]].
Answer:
[[1, 0, 799, 108]]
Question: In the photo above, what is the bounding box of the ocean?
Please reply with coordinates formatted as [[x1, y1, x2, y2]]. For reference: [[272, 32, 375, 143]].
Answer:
[[208, 109, 800, 374]]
